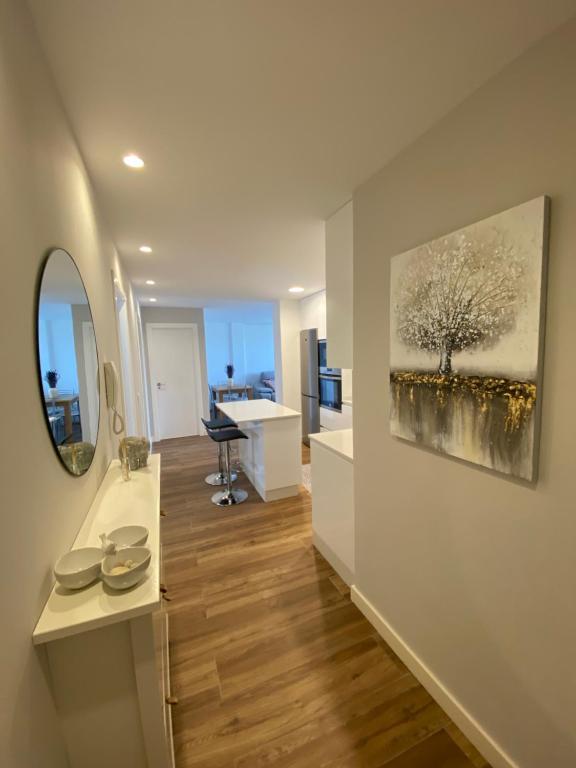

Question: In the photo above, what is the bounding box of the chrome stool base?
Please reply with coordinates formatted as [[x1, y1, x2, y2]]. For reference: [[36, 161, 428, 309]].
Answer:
[[211, 488, 248, 506], [205, 471, 237, 486]]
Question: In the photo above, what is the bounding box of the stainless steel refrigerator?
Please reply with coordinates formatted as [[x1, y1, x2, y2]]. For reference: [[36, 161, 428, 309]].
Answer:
[[300, 328, 320, 445]]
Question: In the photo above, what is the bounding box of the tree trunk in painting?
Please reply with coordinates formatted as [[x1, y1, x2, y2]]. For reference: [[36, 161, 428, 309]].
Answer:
[[438, 344, 453, 375]]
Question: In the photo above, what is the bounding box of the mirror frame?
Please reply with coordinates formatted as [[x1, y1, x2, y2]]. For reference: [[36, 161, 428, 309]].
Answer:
[[35, 247, 100, 476]]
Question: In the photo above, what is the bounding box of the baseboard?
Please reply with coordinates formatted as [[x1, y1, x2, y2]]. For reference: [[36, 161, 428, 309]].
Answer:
[[263, 485, 299, 501], [241, 462, 299, 502], [313, 532, 354, 586], [351, 586, 518, 768]]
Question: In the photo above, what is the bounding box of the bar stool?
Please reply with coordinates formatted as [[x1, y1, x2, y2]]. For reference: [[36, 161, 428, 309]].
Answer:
[[206, 427, 249, 506], [202, 416, 238, 486]]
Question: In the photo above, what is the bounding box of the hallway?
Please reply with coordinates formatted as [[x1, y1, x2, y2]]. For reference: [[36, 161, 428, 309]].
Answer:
[[158, 437, 489, 768]]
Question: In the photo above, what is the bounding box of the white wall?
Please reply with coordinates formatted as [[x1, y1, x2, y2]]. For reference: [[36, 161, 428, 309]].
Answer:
[[274, 300, 301, 411], [354, 18, 576, 768], [0, 1, 142, 765], [300, 290, 326, 337]]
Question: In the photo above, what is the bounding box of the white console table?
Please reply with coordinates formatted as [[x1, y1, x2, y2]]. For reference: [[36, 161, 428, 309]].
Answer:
[[33, 454, 174, 768]]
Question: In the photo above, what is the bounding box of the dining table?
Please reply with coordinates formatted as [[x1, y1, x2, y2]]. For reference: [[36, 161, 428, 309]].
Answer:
[[45, 393, 79, 436], [211, 384, 254, 403]]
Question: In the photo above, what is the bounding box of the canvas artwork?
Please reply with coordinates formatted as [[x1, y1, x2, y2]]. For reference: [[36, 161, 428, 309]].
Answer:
[[389, 197, 549, 481]]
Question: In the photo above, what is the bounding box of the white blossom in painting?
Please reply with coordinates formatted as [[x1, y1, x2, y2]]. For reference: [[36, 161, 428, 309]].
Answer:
[[395, 231, 525, 374]]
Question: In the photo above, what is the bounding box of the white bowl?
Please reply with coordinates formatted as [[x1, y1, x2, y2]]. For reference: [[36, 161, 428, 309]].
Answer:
[[101, 546, 151, 590], [54, 547, 103, 590], [108, 525, 149, 549]]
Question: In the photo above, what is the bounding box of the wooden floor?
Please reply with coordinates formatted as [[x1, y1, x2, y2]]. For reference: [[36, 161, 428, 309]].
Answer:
[[158, 436, 490, 768]]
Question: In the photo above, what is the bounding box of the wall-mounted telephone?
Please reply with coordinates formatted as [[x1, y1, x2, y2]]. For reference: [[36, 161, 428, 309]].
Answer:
[[103, 361, 125, 435]]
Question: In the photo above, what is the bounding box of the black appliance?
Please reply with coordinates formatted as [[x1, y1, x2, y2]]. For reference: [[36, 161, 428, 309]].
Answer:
[[319, 372, 342, 412], [318, 339, 341, 376]]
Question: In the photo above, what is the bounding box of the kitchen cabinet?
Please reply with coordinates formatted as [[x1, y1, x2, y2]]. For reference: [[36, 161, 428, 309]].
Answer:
[[326, 201, 353, 369], [320, 402, 352, 431], [310, 429, 354, 584]]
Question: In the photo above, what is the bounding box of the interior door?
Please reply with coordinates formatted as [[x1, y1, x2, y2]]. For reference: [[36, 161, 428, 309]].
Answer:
[[81, 321, 99, 444], [147, 325, 202, 440]]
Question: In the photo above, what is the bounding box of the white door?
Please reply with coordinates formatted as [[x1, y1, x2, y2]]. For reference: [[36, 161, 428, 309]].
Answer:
[[82, 321, 99, 444], [116, 298, 137, 435], [147, 324, 203, 440]]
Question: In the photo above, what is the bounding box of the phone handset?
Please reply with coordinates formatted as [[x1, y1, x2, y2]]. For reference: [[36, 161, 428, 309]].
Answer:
[[103, 361, 125, 435]]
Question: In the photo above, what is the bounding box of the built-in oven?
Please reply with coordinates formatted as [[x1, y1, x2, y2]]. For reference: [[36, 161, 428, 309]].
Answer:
[[319, 372, 342, 412], [318, 339, 341, 376]]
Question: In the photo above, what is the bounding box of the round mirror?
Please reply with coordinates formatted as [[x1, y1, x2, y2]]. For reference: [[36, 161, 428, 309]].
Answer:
[[36, 249, 99, 476]]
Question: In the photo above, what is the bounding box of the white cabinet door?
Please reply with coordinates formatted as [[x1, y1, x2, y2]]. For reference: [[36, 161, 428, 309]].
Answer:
[[340, 404, 353, 429], [320, 407, 351, 431], [326, 201, 353, 369]]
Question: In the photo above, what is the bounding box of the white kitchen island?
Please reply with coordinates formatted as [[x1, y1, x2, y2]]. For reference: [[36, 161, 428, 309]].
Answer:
[[217, 399, 302, 502]]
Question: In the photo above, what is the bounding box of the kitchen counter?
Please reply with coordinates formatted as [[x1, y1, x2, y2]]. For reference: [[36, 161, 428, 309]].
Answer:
[[217, 398, 300, 423], [217, 399, 302, 502], [309, 428, 353, 463]]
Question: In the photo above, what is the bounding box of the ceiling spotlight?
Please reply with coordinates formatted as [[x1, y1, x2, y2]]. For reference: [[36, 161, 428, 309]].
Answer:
[[123, 153, 144, 169], [289, 286, 304, 293], [139, 245, 152, 253], [145, 280, 155, 285], [149, 297, 157, 302]]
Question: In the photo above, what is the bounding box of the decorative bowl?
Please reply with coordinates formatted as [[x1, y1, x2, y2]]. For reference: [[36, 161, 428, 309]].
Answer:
[[54, 547, 103, 589], [108, 525, 149, 549], [101, 546, 151, 590]]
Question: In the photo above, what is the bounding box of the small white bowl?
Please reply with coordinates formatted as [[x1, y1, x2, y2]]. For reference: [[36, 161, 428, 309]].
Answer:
[[108, 525, 149, 549], [54, 547, 103, 590], [101, 546, 151, 590]]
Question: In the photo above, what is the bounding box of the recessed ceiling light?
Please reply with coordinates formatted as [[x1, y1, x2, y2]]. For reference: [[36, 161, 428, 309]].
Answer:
[[145, 280, 155, 285], [123, 153, 144, 169], [289, 286, 304, 293], [149, 297, 157, 302], [139, 245, 152, 253]]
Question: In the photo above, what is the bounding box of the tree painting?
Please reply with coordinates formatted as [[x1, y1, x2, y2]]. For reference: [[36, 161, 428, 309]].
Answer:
[[395, 232, 524, 375], [389, 197, 548, 481]]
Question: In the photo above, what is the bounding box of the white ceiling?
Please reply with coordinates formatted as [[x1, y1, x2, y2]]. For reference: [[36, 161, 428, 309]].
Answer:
[[30, 0, 576, 306]]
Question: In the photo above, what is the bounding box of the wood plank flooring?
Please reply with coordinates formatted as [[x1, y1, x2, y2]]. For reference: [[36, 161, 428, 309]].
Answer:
[[157, 436, 490, 768]]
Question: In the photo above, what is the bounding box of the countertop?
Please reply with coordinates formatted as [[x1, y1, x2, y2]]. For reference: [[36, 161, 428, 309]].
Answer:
[[33, 455, 161, 645], [217, 398, 301, 423], [342, 398, 353, 407], [309, 428, 353, 463]]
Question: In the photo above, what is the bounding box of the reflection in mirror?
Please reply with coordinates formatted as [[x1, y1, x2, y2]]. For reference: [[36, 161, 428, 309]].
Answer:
[[37, 249, 99, 475]]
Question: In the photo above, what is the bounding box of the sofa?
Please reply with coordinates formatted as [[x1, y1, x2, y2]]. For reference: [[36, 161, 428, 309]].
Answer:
[[254, 371, 276, 400]]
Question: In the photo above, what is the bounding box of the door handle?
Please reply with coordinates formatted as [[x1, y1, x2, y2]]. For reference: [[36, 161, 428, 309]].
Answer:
[[156, 382, 164, 390]]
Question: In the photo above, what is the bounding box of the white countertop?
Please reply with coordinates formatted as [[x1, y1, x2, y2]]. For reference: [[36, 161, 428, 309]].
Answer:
[[309, 428, 354, 463], [217, 398, 300, 423], [33, 455, 161, 645]]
